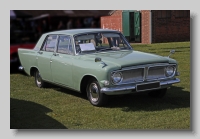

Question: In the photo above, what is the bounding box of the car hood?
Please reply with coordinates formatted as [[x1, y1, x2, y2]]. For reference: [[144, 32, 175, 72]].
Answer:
[[79, 50, 172, 69]]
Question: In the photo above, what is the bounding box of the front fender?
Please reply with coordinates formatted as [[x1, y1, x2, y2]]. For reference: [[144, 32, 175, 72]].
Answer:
[[72, 58, 121, 91]]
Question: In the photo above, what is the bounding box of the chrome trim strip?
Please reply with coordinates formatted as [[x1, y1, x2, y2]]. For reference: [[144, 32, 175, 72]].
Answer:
[[115, 67, 146, 72], [160, 78, 180, 86], [121, 63, 172, 70], [101, 78, 180, 94], [43, 80, 80, 93], [101, 84, 136, 93]]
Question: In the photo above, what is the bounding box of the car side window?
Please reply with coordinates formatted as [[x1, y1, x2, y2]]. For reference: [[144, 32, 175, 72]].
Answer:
[[57, 36, 73, 55], [41, 35, 57, 52]]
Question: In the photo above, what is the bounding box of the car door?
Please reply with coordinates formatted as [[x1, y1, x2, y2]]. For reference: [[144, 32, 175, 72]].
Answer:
[[51, 35, 74, 87], [37, 35, 58, 82]]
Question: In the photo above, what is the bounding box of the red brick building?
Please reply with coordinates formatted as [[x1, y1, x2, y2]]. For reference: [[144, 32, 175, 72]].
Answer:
[[101, 10, 190, 44]]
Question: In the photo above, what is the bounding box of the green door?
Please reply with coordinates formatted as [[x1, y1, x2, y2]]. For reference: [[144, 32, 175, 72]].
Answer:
[[37, 35, 58, 82], [51, 35, 73, 87], [134, 11, 141, 42], [51, 54, 73, 87], [130, 12, 134, 41], [122, 11, 141, 42], [37, 51, 54, 81], [122, 11, 130, 41]]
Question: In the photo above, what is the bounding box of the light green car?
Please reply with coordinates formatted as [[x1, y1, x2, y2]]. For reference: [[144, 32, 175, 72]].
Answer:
[[18, 29, 180, 106]]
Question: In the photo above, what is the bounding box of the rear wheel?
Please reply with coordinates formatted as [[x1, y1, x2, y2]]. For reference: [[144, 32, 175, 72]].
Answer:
[[86, 79, 108, 107], [34, 70, 46, 88], [148, 88, 167, 98]]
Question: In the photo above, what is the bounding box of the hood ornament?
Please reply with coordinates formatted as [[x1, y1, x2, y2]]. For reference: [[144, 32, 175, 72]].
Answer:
[[95, 57, 107, 68], [168, 50, 175, 58]]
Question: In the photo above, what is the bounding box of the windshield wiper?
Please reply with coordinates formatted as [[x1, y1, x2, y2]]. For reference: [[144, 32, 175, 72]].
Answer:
[[97, 48, 113, 52]]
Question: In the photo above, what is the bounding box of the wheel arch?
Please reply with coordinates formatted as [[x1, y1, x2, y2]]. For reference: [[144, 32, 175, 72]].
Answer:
[[80, 74, 98, 94], [30, 67, 39, 76]]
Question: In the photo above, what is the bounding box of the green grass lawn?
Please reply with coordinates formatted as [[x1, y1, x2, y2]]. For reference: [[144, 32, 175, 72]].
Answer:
[[10, 41, 190, 129]]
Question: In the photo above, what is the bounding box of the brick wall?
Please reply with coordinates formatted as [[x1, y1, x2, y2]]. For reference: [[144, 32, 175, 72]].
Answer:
[[151, 10, 190, 43], [100, 10, 122, 32], [141, 10, 151, 44], [100, 10, 190, 44]]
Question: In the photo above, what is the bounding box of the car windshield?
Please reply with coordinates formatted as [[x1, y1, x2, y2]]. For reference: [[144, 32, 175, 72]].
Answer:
[[74, 32, 132, 55]]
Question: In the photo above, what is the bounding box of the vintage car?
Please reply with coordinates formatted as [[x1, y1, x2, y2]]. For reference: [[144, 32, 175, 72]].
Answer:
[[18, 29, 180, 106]]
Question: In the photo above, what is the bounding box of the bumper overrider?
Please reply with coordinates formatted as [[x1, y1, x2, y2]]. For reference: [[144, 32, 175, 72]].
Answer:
[[100, 78, 180, 95], [18, 66, 24, 71]]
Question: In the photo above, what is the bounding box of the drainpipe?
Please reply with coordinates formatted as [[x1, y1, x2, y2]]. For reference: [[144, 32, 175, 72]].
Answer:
[[149, 10, 152, 44]]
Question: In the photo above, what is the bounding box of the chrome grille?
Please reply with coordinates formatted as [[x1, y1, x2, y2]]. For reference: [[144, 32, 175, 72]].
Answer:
[[111, 63, 176, 85], [147, 66, 165, 80], [121, 68, 144, 84]]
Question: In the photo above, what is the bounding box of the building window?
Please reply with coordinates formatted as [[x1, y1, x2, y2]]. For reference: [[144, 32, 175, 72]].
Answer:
[[175, 10, 190, 18], [157, 10, 171, 18]]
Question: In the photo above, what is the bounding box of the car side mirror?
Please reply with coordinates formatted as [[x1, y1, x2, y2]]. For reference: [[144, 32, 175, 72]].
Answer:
[[95, 57, 101, 62], [168, 50, 175, 57], [95, 57, 107, 68]]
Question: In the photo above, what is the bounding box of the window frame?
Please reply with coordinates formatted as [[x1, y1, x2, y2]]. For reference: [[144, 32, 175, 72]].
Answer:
[[40, 34, 58, 52], [56, 35, 75, 55]]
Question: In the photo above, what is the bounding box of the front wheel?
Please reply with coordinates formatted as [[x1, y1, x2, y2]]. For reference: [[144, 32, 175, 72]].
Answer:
[[86, 79, 108, 107], [34, 70, 46, 88], [148, 88, 167, 98]]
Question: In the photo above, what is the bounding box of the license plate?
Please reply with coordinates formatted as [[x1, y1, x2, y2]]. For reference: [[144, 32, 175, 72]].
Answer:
[[136, 82, 160, 92]]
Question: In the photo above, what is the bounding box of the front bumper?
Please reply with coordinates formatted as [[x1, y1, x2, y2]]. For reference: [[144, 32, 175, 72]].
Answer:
[[100, 78, 180, 95]]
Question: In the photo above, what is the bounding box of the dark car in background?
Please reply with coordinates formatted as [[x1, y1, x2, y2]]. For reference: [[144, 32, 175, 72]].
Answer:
[[10, 30, 36, 71]]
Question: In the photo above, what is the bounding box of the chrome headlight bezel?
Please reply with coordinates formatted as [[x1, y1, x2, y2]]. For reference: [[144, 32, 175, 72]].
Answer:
[[165, 66, 176, 77], [111, 72, 123, 84]]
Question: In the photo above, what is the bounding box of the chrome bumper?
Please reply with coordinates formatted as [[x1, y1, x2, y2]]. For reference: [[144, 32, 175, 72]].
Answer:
[[100, 78, 180, 94], [18, 66, 24, 71]]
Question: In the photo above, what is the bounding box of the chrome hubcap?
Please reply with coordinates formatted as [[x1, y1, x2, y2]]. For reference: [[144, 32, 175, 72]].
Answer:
[[89, 83, 99, 102], [36, 72, 42, 85]]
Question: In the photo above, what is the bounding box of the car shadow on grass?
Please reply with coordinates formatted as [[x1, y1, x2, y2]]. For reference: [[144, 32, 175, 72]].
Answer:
[[10, 98, 67, 129], [46, 84, 190, 112], [105, 86, 190, 112], [45, 83, 88, 100]]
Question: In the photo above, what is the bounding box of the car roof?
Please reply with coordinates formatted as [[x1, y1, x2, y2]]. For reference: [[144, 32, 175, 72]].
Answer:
[[43, 28, 120, 36]]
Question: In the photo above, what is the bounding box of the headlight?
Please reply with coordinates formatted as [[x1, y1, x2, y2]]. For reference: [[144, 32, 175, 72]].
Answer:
[[165, 66, 175, 77], [111, 72, 123, 84]]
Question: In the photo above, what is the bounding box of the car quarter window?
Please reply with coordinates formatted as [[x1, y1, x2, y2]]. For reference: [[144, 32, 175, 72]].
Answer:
[[41, 35, 58, 52], [57, 35, 74, 55]]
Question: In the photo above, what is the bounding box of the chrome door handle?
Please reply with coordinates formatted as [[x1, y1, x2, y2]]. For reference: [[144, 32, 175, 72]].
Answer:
[[38, 51, 43, 54], [53, 53, 59, 56], [50, 60, 52, 63]]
